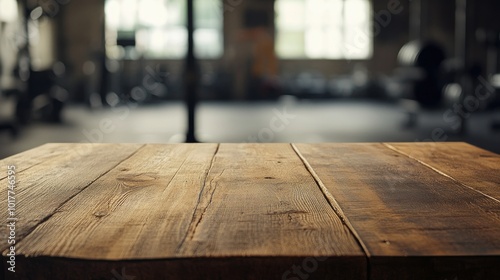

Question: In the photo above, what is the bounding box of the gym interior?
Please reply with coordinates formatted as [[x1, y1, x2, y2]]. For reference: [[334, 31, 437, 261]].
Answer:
[[0, 0, 499, 158]]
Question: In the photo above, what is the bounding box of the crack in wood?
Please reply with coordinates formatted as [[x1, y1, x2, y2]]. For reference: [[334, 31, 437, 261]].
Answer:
[[188, 169, 225, 238], [176, 143, 220, 253]]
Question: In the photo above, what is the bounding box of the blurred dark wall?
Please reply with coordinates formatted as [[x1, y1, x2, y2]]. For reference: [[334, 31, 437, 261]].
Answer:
[[59, 0, 104, 90], [56, 0, 500, 100]]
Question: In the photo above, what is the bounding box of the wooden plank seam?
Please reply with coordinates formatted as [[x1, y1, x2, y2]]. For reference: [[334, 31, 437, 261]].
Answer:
[[0, 161, 41, 181], [0, 144, 60, 180], [383, 143, 500, 205], [290, 143, 371, 258]]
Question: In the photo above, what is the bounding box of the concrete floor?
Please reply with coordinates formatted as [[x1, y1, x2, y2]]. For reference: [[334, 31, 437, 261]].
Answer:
[[1, 99, 499, 159]]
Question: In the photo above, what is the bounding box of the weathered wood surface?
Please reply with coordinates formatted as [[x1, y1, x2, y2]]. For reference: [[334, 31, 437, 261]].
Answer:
[[386, 142, 500, 201], [0, 144, 143, 253], [1, 143, 499, 280], [0, 143, 75, 180], [295, 143, 500, 280]]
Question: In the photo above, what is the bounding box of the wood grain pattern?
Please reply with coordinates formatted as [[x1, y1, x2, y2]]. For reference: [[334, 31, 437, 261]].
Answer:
[[386, 142, 500, 201], [2, 142, 500, 280], [13, 144, 219, 259], [294, 143, 500, 279], [0, 144, 143, 252], [177, 144, 364, 258], [0, 143, 76, 180], [6, 143, 366, 280]]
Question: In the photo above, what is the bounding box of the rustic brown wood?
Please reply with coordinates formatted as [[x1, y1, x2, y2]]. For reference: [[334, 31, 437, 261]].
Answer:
[[178, 144, 363, 259], [386, 142, 500, 201], [2, 142, 500, 279], [0, 143, 76, 180], [0, 144, 143, 252], [6, 143, 365, 280], [294, 143, 500, 280], [13, 144, 219, 259]]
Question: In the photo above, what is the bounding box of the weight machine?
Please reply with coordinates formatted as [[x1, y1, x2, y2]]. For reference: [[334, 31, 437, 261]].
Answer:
[[1, 0, 68, 126], [395, 0, 482, 133], [0, 0, 19, 136]]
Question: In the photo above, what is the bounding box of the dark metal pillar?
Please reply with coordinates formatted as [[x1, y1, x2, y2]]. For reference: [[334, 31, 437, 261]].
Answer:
[[455, 0, 467, 68], [455, 0, 468, 134], [184, 0, 199, 143]]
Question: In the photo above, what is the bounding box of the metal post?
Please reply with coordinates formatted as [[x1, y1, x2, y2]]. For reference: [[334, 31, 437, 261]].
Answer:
[[455, 0, 467, 67], [455, 0, 468, 133], [184, 0, 198, 143]]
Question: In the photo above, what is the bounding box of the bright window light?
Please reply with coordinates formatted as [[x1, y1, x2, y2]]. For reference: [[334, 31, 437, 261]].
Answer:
[[0, 0, 18, 22], [275, 0, 372, 60], [105, 0, 223, 59]]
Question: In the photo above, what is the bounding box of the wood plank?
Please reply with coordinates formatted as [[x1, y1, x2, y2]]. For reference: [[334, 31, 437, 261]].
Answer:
[[294, 143, 500, 279], [0, 143, 77, 180], [176, 143, 365, 279], [177, 144, 363, 258], [10, 144, 366, 280], [386, 142, 500, 201], [11, 144, 218, 260], [0, 143, 143, 252]]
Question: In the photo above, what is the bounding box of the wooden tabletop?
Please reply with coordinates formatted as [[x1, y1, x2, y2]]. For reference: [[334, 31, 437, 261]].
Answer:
[[1, 143, 499, 280]]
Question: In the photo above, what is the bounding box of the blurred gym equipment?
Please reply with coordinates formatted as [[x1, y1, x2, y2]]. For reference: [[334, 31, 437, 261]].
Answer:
[[4, 1, 69, 125], [394, 0, 483, 132], [477, 28, 500, 130], [0, 0, 19, 136], [393, 0, 446, 118], [397, 40, 447, 107]]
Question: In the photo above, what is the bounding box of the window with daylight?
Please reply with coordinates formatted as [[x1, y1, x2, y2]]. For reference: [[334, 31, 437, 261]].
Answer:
[[105, 0, 223, 59], [275, 0, 372, 59]]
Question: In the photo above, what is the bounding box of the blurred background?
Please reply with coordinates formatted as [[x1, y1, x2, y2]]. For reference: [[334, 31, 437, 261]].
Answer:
[[0, 0, 499, 158]]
